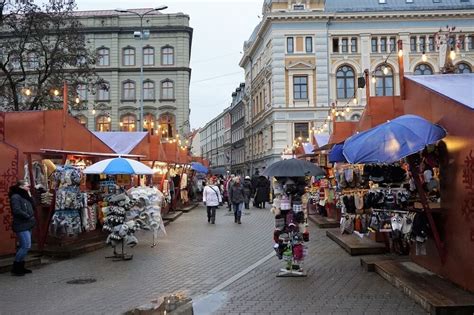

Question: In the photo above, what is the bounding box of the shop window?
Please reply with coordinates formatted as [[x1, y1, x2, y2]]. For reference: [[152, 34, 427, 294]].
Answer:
[[455, 62, 472, 74], [143, 80, 155, 100], [375, 64, 394, 96], [143, 46, 155, 66], [293, 76, 308, 100], [96, 115, 111, 132], [123, 47, 135, 66], [120, 114, 136, 132], [159, 113, 175, 138], [75, 115, 87, 126], [336, 65, 355, 99], [144, 113, 156, 130], [294, 122, 309, 140], [122, 81, 136, 100], [97, 47, 109, 66], [160, 80, 174, 100], [414, 63, 433, 75], [161, 46, 174, 65]]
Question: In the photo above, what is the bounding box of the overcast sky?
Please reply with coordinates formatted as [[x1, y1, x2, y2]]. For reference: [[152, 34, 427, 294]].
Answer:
[[73, 0, 262, 130]]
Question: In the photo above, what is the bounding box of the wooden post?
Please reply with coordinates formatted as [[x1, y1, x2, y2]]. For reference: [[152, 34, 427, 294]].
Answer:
[[398, 39, 406, 100]]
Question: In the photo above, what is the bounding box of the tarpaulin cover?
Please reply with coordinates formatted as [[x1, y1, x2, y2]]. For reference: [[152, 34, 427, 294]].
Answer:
[[93, 132, 148, 154], [405, 74, 474, 109]]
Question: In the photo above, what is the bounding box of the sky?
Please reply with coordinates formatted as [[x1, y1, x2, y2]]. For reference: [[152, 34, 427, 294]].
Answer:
[[73, 0, 263, 130]]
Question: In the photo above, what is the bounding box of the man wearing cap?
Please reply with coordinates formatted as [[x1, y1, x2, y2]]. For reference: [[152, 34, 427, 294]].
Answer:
[[203, 176, 222, 224]]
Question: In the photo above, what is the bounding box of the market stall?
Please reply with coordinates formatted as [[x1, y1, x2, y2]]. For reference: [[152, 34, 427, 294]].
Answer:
[[83, 157, 165, 260], [263, 158, 325, 277]]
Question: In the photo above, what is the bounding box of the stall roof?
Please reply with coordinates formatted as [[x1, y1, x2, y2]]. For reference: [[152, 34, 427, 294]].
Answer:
[[405, 74, 474, 109], [93, 132, 148, 154], [39, 149, 146, 158]]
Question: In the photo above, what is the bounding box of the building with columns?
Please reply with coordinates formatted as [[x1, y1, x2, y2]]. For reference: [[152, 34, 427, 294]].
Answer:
[[70, 9, 192, 136], [240, 0, 474, 174]]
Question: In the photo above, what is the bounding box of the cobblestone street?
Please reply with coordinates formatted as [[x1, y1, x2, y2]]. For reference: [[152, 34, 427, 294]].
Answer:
[[0, 205, 425, 315]]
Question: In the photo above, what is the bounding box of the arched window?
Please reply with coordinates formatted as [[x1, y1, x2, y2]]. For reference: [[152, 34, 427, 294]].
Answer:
[[120, 114, 136, 132], [374, 64, 394, 96], [97, 82, 110, 101], [143, 80, 155, 100], [161, 46, 174, 65], [97, 47, 110, 66], [75, 115, 87, 126], [143, 46, 154, 66], [122, 81, 136, 100], [414, 63, 433, 75], [96, 115, 111, 132], [144, 113, 156, 131], [123, 47, 135, 66], [161, 80, 174, 100], [336, 65, 355, 99], [159, 113, 175, 138], [455, 62, 472, 74], [351, 114, 361, 121]]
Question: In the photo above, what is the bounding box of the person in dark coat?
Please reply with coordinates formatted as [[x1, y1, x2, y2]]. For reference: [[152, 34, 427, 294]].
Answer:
[[9, 180, 36, 276], [254, 176, 270, 209], [250, 170, 260, 207], [242, 176, 252, 209], [229, 176, 245, 224]]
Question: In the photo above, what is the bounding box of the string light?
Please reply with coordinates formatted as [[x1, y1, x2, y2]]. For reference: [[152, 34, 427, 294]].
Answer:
[[92, 109, 96, 115], [383, 66, 389, 75], [398, 49, 403, 57], [371, 76, 376, 84], [421, 51, 427, 62], [107, 116, 111, 123], [24, 89, 31, 96], [450, 48, 456, 60], [75, 96, 80, 104], [352, 97, 357, 105], [53, 89, 60, 96]]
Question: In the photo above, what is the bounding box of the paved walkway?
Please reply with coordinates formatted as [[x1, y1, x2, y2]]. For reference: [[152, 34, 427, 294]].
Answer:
[[0, 205, 425, 315]]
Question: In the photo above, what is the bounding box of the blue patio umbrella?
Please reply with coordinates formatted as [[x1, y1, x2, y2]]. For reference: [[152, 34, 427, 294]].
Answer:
[[83, 157, 154, 175], [190, 162, 208, 174], [329, 143, 347, 163], [343, 114, 447, 164]]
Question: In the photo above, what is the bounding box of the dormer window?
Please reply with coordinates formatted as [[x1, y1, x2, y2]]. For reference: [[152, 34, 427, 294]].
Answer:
[[293, 4, 305, 10]]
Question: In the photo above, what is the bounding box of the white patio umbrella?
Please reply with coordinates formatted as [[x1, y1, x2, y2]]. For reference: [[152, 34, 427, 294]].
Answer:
[[83, 157, 153, 175]]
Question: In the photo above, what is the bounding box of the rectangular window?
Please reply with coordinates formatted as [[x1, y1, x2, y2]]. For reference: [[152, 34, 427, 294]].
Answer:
[[371, 38, 378, 53], [429, 36, 435, 51], [161, 47, 174, 65], [287, 37, 294, 53], [351, 37, 357, 53], [97, 48, 109, 66], [294, 122, 309, 140], [123, 48, 135, 66], [143, 47, 154, 66], [469, 35, 474, 50], [293, 4, 305, 10], [305, 37, 313, 53], [332, 38, 339, 53], [406, 0, 414, 3], [389, 37, 396, 52], [341, 38, 348, 53], [433, 0, 441, 2], [380, 37, 387, 52], [293, 76, 308, 100], [97, 85, 110, 101], [410, 36, 417, 52], [419, 36, 426, 52]]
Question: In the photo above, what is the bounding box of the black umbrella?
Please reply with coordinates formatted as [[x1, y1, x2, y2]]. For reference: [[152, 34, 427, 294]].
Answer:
[[262, 158, 325, 177]]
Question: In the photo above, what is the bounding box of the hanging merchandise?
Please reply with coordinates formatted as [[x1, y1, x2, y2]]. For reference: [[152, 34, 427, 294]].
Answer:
[[271, 176, 311, 277], [180, 172, 189, 204], [49, 166, 86, 238]]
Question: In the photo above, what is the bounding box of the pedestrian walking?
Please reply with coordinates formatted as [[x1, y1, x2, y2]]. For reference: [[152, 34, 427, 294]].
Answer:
[[202, 176, 222, 224], [229, 176, 245, 224], [254, 176, 270, 209], [243, 176, 252, 210], [9, 180, 36, 276], [251, 169, 260, 207], [224, 174, 235, 212]]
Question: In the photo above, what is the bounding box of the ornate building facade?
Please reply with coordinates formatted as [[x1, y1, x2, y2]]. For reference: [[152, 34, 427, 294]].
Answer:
[[72, 9, 192, 136], [240, 0, 474, 174]]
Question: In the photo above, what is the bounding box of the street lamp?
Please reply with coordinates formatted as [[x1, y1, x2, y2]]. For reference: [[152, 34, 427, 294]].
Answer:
[[115, 6, 168, 131]]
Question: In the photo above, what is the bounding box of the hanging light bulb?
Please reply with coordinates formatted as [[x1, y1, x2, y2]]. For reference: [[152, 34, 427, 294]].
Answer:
[[383, 66, 389, 75], [323, 123, 328, 128], [341, 111, 346, 117], [327, 115, 331, 120], [398, 49, 403, 57], [371, 76, 376, 84], [107, 116, 111, 123], [331, 108, 336, 114], [53, 89, 60, 96], [24, 88, 32, 96], [421, 51, 427, 62], [119, 122, 123, 127], [75, 96, 80, 104], [346, 107, 351, 112], [306, 138, 310, 142], [335, 111, 340, 117], [92, 109, 96, 115], [450, 48, 456, 60], [352, 97, 357, 105]]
